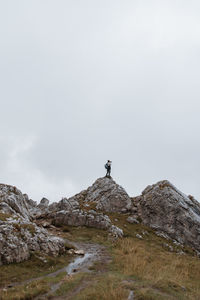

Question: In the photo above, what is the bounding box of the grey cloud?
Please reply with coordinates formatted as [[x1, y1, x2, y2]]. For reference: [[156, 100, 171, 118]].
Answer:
[[0, 0, 200, 201]]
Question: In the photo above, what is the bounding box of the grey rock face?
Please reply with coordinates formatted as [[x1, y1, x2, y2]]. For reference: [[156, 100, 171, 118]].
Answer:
[[38, 197, 50, 208], [83, 177, 132, 213], [47, 177, 129, 237], [53, 209, 123, 237], [53, 209, 111, 229], [32, 197, 80, 219], [26, 198, 37, 208], [58, 197, 79, 211], [33, 198, 50, 217], [0, 184, 30, 220], [0, 184, 66, 265], [135, 180, 200, 251], [0, 218, 65, 265]]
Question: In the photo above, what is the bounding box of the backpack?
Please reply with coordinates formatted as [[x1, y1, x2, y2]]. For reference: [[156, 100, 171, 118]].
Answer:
[[105, 163, 108, 169]]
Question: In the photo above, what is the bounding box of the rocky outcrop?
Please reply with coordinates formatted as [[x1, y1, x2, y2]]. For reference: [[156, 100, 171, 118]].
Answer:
[[28, 197, 51, 219], [35, 178, 128, 238], [0, 184, 66, 265], [28, 177, 132, 217], [81, 177, 132, 213], [0, 184, 30, 220], [53, 209, 110, 229], [52, 209, 123, 238], [0, 217, 65, 265], [29, 196, 80, 219], [134, 180, 200, 252], [57, 197, 79, 211], [37, 197, 49, 209], [3, 177, 200, 263]]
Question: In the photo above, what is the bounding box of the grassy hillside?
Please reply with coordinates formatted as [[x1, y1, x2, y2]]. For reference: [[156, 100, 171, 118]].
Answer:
[[0, 214, 200, 299]]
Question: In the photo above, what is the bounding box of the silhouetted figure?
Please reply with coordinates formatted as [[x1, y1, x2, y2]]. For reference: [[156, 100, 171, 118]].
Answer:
[[105, 160, 112, 177]]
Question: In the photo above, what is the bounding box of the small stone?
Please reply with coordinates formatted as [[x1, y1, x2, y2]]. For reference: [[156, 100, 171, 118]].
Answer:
[[74, 249, 85, 255], [136, 234, 143, 239], [142, 231, 149, 236], [177, 250, 185, 255], [42, 222, 51, 228], [127, 216, 139, 224]]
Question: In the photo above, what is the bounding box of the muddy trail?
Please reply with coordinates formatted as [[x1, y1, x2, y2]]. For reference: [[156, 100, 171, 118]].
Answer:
[[41, 240, 111, 300], [37, 240, 111, 299], [5, 239, 111, 299]]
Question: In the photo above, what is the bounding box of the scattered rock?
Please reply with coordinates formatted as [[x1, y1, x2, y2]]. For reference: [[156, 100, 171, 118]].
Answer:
[[142, 231, 149, 236], [136, 234, 143, 239], [177, 250, 185, 255], [127, 216, 139, 224], [163, 243, 174, 252], [155, 231, 170, 240], [108, 225, 124, 238]]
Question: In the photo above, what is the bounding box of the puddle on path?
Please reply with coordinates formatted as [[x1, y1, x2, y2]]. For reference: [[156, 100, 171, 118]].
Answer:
[[66, 253, 92, 275]]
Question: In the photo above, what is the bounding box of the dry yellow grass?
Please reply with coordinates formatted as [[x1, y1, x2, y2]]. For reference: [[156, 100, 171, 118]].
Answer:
[[74, 273, 129, 300], [113, 237, 200, 299], [0, 279, 49, 300]]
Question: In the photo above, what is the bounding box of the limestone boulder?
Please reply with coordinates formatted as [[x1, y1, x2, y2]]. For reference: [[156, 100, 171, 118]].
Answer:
[[53, 208, 123, 238], [134, 180, 200, 252]]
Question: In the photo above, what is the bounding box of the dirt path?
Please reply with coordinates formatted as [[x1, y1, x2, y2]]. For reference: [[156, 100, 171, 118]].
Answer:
[[35, 240, 111, 299]]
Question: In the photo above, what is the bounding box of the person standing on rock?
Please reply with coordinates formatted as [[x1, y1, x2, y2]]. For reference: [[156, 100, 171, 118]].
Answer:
[[105, 160, 112, 177]]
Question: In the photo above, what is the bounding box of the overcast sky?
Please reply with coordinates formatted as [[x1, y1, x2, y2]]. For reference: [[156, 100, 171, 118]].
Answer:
[[1, 0, 200, 202]]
